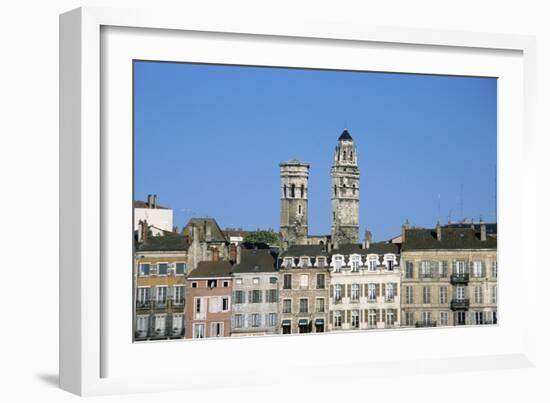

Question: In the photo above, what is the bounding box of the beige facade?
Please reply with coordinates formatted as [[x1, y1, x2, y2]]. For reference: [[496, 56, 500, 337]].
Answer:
[[400, 224, 497, 328]]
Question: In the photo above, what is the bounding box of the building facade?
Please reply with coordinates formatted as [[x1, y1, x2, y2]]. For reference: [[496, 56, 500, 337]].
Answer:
[[231, 247, 279, 336], [279, 160, 310, 248], [328, 242, 401, 331], [400, 222, 497, 328], [331, 130, 360, 247], [182, 217, 230, 272], [134, 194, 173, 238], [278, 245, 330, 334], [134, 228, 189, 341], [185, 261, 233, 338]]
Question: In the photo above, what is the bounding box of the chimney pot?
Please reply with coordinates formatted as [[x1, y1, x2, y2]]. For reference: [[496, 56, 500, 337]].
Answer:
[[147, 194, 152, 208], [153, 194, 157, 208], [436, 222, 442, 241], [480, 222, 487, 241]]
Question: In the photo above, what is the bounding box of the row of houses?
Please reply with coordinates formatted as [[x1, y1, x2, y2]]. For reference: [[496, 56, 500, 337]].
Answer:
[[134, 217, 497, 340]]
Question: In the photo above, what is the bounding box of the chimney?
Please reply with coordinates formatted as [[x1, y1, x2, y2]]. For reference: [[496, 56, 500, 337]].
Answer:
[[362, 230, 372, 249], [205, 222, 212, 242], [327, 242, 332, 253], [401, 220, 410, 242], [191, 224, 199, 243], [480, 221, 487, 241], [147, 194, 152, 208], [153, 194, 157, 208], [436, 222, 442, 241], [140, 219, 148, 242], [236, 245, 242, 264]]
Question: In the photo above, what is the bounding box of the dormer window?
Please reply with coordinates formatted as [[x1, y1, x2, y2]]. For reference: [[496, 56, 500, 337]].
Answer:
[[316, 257, 326, 267], [350, 255, 361, 272], [283, 257, 293, 268], [368, 256, 378, 272], [333, 255, 343, 272], [300, 257, 310, 268], [385, 254, 396, 271], [207, 279, 217, 288]]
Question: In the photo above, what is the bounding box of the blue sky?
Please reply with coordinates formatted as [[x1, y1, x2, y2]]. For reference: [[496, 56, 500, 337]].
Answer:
[[134, 61, 496, 241]]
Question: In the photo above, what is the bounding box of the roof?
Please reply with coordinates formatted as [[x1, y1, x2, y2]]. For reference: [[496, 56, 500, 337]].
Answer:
[[133, 200, 170, 209], [402, 227, 497, 251], [332, 242, 400, 255], [137, 231, 190, 252], [443, 222, 497, 235], [188, 261, 233, 279], [232, 249, 277, 273], [280, 244, 327, 257], [279, 159, 310, 167], [182, 218, 228, 243], [338, 129, 353, 141]]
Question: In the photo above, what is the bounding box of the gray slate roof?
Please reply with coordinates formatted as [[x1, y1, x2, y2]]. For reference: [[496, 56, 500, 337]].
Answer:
[[137, 231, 190, 252], [232, 249, 277, 274], [338, 129, 353, 141], [188, 261, 233, 279], [332, 242, 400, 255], [182, 218, 228, 243], [402, 227, 497, 251], [280, 244, 327, 258]]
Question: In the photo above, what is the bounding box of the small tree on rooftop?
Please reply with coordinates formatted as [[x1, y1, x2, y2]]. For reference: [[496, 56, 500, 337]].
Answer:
[[243, 229, 280, 246]]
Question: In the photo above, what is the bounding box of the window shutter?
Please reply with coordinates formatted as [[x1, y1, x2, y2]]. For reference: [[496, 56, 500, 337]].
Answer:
[[381, 309, 386, 322], [393, 283, 398, 296], [360, 284, 364, 297], [382, 283, 386, 298], [330, 310, 333, 324], [330, 285, 334, 297], [248, 291, 252, 303], [346, 310, 351, 323], [481, 261, 486, 277], [442, 261, 448, 277], [364, 309, 368, 322], [360, 309, 363, 322], [375, 283, 380, 297], [259, 290, 263, 303], [347, 284, 351, 298], [469, 261, 474, 275]]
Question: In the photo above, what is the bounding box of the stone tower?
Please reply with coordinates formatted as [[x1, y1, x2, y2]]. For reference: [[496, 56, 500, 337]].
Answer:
[[331, 129, 360, 246], [280, 160, 310, 248]]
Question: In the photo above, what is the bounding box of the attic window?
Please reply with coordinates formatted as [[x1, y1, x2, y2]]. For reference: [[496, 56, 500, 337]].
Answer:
[[207, 279, 217, 288], [191, 282, 198, 288]]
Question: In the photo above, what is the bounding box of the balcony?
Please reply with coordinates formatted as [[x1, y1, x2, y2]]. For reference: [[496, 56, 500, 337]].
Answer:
[[451, 298, 470, 310], [135, 298, 185, 313], [415, 321, 437, 328], [451, 273, 470, 285]]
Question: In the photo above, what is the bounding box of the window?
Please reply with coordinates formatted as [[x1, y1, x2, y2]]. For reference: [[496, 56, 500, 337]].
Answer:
[[351, 310, 360, 328], [195, 298, 202, 314], [405, 261, 413, 278], [405, 286, 413, 304], [234, 314, 244, 328], [252, 277, 260, 285], [156, 286, 167, 305], [234, 290, 245, 304], [250, 290, 262, 303], [405, 311, 414, 326], [139, 263, 150, 276], [386, 309, 396, 326], [350, 255, 361, 272], [368, 256, 378, 271], [456, 286, 466, 301], [223, 281, 229, 288], [283, 299, 292, 313], [172, 314, 183, 333], [492, 260, 498, 277], [283, 184, 287, 198], [385, 283, 394, 302], [212, 322, 224, 337], [283, 274, 292, 289], [250, 314, 261, 327], [137, 287, 150, 304], [474, 286, 483, 304], [474, 311, 484, 325], [454, 260, 467, 275], [300, 257, 309, 267], [316, 298, 325, 313], [422, 286, 431, 304], [175, 262, 186, 275], [269, 277, 277, 284], [456, 311, 466, 325], [316, 274, 325, 289], [222, 297, 229, 311], [173, 286, 184, 305], [299, 274, 308, 288], [473, 261, 483, 277], [191, 282, 198, 288], [351, 284, 360, 302], [334, 284, 342, 303], [298, 205, 302, 214], [207, 279, 217, 288], [420, 261, 432, 277], [440, 311, 449, 326], [268, 313, 277, 327], [283, 257, 293, 268], [492, 285, 497, 304], [368, 310, 377, 326], [334, 311, 342, 328], [291, 184, 295, 198], [440, 287, 448, 304], [386, 256, 395, 271], [333, 255, 343, 272], [299, 298, 308, 313], [158, 263, 168, 276], [422, 311, 431, 324], [300, 184, 305, 198], [136, 315, 149, 334], [209, 297, 221, 313], [317, 257, 326, 267], [266, 289, 278, 303], [235, 278, 243, 285], [154, 315, 166, 334], [352, 184, 356, 195], [367, 283, 377, 302]]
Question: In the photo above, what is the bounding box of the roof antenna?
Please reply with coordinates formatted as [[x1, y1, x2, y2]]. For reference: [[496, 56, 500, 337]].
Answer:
[[459, 183, 464, 222], [437, 193, 441, 223]]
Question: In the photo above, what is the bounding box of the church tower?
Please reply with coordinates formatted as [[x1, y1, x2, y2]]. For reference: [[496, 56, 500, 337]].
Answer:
[[331, 129, 360, 246], [279, 160, 309, 248]]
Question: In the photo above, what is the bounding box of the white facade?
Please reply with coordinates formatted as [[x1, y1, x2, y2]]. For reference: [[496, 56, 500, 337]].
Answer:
[[134, 207, 173, 236]]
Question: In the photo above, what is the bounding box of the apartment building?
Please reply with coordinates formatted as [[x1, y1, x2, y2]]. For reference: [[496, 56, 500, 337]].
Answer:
[[231, 246, 279, 336], [134, 228, 189, 341], [184, 261, 233, 339], [400, 222, 497, 327], [278, 245, 330, 334], [328, 241, 401, 331]]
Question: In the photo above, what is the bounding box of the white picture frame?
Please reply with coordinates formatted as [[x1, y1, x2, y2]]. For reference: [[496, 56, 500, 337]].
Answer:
[[59, 6, 537, 396]]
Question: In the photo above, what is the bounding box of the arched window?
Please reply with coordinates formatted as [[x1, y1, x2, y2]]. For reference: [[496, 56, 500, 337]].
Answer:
[[300, 184, 304, 198], [343, 151, 346, 160], [334, 185, 337, 197], [298, 205, 302, 214], [291, 184, 295, 198], [352, 184, 356, 195], [350, 151, 353, 160], [283, 184, 287, 198]]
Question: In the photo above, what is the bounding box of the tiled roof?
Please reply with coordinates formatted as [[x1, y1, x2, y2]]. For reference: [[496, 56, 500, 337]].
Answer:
[[182, 218, 228, 243], [188, 261, 233, 279], [232, 249, 277, 273], [402, 227, 497, 251]]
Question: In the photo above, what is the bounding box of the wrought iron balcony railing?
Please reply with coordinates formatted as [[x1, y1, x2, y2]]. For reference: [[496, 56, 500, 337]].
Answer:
[[451, 273, 470, 284], [451, 298, 470, 310]]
